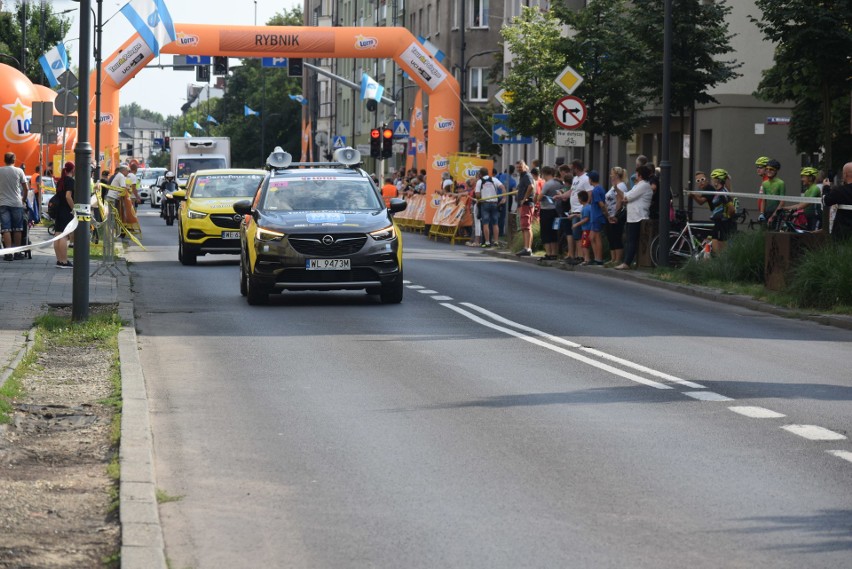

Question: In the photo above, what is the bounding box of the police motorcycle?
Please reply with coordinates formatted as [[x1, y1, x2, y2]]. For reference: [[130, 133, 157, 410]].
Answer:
[[158, 171, 179, 226]]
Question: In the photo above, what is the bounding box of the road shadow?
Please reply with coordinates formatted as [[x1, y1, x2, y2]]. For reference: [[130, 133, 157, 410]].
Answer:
[[733, 510, 852, 554]]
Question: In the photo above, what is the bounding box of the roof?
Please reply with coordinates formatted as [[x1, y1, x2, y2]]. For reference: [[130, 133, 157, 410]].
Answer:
[[119, 116, 166, 131]]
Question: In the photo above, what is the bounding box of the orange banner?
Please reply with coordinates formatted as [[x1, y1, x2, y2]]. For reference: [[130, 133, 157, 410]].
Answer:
[[219, 30, 336, 53]]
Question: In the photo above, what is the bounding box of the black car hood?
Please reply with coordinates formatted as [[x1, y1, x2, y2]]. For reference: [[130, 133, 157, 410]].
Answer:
[[258, 210, 391, 232]]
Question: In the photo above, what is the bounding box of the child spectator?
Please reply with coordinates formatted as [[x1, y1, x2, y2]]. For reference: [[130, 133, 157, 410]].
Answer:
[[570, 189, 592, 265]]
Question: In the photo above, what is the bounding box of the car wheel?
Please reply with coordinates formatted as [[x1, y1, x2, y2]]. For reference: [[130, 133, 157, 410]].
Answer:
[[239, 256, 248, 297], [246, 274, 269, 305], [379, 276, 403, 304], [178, 238, 197, 266]]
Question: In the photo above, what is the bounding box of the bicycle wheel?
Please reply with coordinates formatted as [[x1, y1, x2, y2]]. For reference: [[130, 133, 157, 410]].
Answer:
[[650, 231, 683, 267]]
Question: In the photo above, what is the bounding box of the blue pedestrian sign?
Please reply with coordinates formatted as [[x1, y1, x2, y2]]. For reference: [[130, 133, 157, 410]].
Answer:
[[262, 57, 289, 68], [492, 114, 532, 145], [332, 135, 346, 149], [392, 120, 410, 139], [185, 56, 211, 65]]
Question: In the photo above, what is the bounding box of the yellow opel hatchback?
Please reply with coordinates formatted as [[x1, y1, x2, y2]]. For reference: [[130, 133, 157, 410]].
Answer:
[[175, 168, 265, 265]]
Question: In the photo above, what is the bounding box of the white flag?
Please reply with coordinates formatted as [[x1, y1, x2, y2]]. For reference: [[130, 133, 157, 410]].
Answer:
[[120, 0, 176, 57], [360, 72, 384, 102], [38, 43, 68, 88]]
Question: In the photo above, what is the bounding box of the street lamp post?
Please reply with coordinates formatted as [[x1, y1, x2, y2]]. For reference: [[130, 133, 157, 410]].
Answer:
[[658, 0, 673, 267], [458, 49, 500, 152], [72, 0, 93, 321]]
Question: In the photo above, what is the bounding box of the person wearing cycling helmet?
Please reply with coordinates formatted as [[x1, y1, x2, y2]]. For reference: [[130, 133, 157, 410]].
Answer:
[[759, 159, 786, 223], [755, 156, 769, 212], [779, 167, 822, 230], [691, 168, 735, 254]]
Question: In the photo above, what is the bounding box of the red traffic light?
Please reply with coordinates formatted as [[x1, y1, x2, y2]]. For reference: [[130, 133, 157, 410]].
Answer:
[[382, 128, 393, 140], [370, 128, 381, 139]]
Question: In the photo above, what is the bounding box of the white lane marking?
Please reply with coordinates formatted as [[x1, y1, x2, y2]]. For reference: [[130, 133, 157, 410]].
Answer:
[[728, 406, 786, 419], [459, 302, 705, 389], [683, 391, 734, 402], [402, 280, 411, 284], [407, 285, 424, 289], [417, 289, 438, 294], [827, 450, 852, 464], [432, 296, 453, 301], [442, 303, 672, 390], [781, 425, 847, 441]]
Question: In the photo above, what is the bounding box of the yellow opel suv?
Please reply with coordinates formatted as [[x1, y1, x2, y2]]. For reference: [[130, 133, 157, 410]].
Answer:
[[174, 168, 265, 265]]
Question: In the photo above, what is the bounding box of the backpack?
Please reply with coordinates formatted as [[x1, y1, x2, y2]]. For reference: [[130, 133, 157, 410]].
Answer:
[[47, 193, 61, 220]]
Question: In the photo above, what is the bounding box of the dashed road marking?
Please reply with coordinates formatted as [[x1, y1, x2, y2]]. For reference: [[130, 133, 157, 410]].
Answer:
[[406, 285, 424, 289], [728, 406, 786, 419], [781, 425, 847, 441], [827, 450, 852, 464], [459, 302, 705, 389], [431, 296, 453, 301], [417, 289, 438, 294], [683, 391, 734, 402], [402, 280, 411, 284]]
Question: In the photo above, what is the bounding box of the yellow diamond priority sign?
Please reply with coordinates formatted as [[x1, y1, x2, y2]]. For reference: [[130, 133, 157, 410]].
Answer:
[[555, 64, 584, 95]]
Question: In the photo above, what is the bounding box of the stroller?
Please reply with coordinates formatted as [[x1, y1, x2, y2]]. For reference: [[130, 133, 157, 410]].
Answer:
[[1, 206, 33, 260]]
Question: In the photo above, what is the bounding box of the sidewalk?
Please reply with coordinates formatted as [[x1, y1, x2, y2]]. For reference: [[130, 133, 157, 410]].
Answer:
[[0, 224, 166, 569]]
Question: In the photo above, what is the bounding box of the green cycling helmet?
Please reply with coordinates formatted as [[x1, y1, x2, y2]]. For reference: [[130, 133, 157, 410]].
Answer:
[[800, 166, 819, 178], [755, 156, 770, 167], [710, 168, 729, 181]]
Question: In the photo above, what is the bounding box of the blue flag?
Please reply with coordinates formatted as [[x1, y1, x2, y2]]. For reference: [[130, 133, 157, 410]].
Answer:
[[183, 131, 191, 137], [193, 121, 204, 131], [38, 43, 69, 88], [288, 94, 307, 106], [206, 114, 219, 125], [360, 72, 384, 102], [120, 0, 176, 57], [244, 105, 259, 116]]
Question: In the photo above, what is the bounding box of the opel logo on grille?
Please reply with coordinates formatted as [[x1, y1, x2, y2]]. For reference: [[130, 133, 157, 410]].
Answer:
[[322, 235, 335, 245], [233, 214, 242, 222]]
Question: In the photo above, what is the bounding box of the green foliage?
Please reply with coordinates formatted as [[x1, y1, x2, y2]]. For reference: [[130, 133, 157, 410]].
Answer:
[[120, 103, 166, 127], [751, 0, 852, 171], [786, 241, 852, 310], [553, 0, 649, 141], [34, 312, 122, 348], [678, 229, 765, 284], [148, 150, 170, 169], [0, 2, 71, 84], [510, 221, 542, 253], [500, 7, 567, 147], [630, 0, 741, 113]]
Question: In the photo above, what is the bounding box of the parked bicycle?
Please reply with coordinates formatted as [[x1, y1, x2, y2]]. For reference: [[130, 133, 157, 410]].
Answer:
[[650, 216, 714, 267]]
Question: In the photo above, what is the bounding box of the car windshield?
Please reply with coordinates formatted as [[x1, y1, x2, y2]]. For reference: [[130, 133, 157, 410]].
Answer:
[[139, 168, 165, 184], [190, 174, 264, 198], [176, 158, 227, 178], [262, 177, 383, 212]]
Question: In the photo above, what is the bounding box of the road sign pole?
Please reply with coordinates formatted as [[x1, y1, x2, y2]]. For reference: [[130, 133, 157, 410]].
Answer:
[[658, 0, 673, 268]]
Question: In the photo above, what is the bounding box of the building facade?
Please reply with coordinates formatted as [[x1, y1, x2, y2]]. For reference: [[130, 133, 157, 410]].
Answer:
[[118, 115, 167, 165], [301, 0, 799, 205]]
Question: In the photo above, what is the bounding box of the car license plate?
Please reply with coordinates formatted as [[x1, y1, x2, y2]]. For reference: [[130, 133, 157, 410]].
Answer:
[[222, 231, 240, 240], [306, 259, 350, 270]]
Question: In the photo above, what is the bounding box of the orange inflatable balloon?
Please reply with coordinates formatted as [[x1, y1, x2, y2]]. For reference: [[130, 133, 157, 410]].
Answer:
[[31, 84, 78, 170], [0, 63, 39, 169]]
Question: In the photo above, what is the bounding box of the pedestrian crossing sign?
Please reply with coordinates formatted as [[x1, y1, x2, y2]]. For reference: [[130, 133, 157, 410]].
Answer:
[[332, 135, 346, 149], [392, 120, 410, 138]]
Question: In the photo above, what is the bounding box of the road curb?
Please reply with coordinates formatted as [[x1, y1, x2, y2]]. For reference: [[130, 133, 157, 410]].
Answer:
[[115, 260, 168, 569], [483, 248, 852, 331], [0, 326, 36, 388]]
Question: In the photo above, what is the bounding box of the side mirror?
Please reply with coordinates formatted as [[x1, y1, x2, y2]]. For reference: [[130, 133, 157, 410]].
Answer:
[[171, 189, 186, 200], [389, 198, 407, 213], [233, 200, 253, 215]]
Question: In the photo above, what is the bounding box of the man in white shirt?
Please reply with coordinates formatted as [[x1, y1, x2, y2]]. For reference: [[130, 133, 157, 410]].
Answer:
[[127, 162, 142, 206], [475, 167, 505, 247], [566, 159, 592, 262], [0, 152, 29, 261]]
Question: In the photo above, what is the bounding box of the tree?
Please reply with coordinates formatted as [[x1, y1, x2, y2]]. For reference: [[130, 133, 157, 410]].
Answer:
[[120, 103, 166, 127], [500, 6, 567, 159], [553, 0, 650, 169], [0, 2, 72, 85], [751, 1, 852, 171]]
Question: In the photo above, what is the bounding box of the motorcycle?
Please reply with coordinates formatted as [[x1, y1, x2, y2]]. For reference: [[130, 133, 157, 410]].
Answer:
[[159, 180, 179, 226]]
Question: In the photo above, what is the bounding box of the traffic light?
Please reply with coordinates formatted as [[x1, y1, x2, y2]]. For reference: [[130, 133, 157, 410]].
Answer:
[[196, 64, 210, 82], [288, 58, 303, 77], [369, 128, 381, 158], [213, 56, 229, 76], [164, 136, 170, 150], [381, 127, 394, 158]]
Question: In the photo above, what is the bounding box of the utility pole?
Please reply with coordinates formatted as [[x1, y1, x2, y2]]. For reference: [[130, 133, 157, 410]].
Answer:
[[657, 0, 673, 268]]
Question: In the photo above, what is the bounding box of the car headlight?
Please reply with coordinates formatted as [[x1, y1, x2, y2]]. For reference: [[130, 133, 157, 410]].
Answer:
[[256, 227, 286, 241], [187, 209, 207, 219], [369, 225, 396, 241]]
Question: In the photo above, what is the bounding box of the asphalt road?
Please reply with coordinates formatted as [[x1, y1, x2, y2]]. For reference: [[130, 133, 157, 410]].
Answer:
[[128, 208, 852, 569]]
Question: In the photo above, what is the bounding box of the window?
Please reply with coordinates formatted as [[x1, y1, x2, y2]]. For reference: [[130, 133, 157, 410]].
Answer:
[[452, 0, 458, 29], [426, 4, 432, 37], [469, 0, 488, 28], [435, 1, 440, 35], [468, 67, 488, 101], [419, 8, 423, 36]]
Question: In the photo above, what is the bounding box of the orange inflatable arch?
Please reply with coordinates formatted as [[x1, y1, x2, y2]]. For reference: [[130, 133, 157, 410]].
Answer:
[[92, 24, 460, 223]]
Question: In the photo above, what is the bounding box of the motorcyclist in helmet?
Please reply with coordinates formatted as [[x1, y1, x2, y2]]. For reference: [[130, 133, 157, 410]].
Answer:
[[158, 171, 178, 216]]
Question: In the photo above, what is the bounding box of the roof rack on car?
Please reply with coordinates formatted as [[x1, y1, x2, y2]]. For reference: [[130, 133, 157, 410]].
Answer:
[[266, 146, 363, 171]]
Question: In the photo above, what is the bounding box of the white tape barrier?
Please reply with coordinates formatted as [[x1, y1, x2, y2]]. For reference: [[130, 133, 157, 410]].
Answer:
[[0, 216, 78, 257], [685, 189, 852, 211]]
